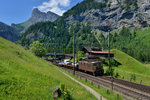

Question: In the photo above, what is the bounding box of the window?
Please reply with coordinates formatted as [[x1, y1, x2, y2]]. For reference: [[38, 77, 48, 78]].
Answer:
[[87, 64, 90, 67], [94, 63, 97, 67]]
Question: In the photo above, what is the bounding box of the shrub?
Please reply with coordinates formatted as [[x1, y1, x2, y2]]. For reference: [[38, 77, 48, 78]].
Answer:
[[131, 73, 136, 81], [105, 68, 114, 76], [59, 84, 72, 100], [29, 41, 46, 57], [78, 51, 84, 60], [114, 72, 119, 78], [100, 57, 121, 67]]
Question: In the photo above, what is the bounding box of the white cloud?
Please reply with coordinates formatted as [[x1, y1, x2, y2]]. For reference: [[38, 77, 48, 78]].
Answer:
[[36, 0, 71, 16]]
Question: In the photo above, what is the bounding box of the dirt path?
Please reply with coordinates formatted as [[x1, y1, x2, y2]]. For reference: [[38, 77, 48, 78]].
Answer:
[[54, 67, 107, 100]]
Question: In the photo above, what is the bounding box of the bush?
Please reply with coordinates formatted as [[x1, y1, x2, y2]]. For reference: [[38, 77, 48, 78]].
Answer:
[[130, 73, 136, 81], [111, 60, 121, 67], [78, 51, 84, 60], [29, 41, 46, 57], [59, 84, 72, 100], [105, 68, 114, 76], [114, 72, 119, 78], [100, 57, 121, 67]]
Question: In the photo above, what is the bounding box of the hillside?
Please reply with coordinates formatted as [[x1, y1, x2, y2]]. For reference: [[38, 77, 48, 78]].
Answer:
[[63, 0, 150, 32], [18, 21, 99, 52], [111, 49, 150, 85], [96, 26, 150, 63], [0, 37, 96, 99], [0, 22, 18, 42], [17, 0, 150, 63]]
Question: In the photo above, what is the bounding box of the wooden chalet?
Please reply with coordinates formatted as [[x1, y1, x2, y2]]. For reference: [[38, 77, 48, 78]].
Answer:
[[82, 47, 114, 60]]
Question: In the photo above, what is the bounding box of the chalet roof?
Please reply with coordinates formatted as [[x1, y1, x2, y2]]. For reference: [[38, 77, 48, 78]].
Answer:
[[91, 47, 101, 51], [91, 51, 114, 55], [83, 47, 92, 52], [83, 46, 114, 55]]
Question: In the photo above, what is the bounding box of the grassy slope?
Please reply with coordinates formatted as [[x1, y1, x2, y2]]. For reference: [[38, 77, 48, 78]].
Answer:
[[110, 49, 150, 85], [0, 37, 96, 100], [145, 64, 150, 68]]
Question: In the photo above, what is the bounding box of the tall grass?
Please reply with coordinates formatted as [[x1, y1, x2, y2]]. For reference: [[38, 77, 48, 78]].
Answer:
[[0, 37, 96, 100]]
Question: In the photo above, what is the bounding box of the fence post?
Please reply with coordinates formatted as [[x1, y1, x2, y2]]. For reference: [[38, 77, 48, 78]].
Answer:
[[85, 78, 87, 82], [98, 85, 100, 89], [106, 89, 110, 94], [91, 81, 93, 85], [100, 96, 102, 100], [140, 80, 142, 84], [116, 94, 119, 100]]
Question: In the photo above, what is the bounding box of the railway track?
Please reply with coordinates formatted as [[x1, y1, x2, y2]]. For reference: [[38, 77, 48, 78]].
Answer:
[[59, 66, 150, 100]]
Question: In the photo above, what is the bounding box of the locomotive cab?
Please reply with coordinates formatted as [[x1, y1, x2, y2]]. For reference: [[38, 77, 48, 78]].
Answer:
[[92, 61, 104, 76], [79, 59, 104, 76]]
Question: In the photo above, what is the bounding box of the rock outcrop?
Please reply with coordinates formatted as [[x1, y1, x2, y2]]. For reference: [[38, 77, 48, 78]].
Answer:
[[27, 8, 60, 26], [11, 8, 60, 35], [65, 0, 150, 32]]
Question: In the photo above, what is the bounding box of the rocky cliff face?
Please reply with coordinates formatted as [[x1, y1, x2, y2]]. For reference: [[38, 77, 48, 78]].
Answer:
[[0, 22, 18, 42], [65, 0, 150, 32], [26, 8, 60, 26], [12, 8, 60, 35]]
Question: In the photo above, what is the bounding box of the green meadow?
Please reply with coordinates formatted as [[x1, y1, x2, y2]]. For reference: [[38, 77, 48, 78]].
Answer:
[[106, 49, 150, 85], [0, 37, 96, 100]]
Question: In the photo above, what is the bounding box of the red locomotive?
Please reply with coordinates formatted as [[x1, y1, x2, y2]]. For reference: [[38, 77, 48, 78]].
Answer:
[[78, 56, 104, 76]]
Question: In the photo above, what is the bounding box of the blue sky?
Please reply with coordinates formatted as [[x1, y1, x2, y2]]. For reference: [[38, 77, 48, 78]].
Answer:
[[0, 0, 83, 25]]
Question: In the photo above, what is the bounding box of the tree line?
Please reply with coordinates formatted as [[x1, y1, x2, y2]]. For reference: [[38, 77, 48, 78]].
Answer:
[[99, 27, 150, 63], [18, 21, 99, 54]]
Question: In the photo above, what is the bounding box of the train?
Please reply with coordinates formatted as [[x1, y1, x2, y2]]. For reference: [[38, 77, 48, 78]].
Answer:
[[56, 56, 104, 76], [79, 58, 104, 76]]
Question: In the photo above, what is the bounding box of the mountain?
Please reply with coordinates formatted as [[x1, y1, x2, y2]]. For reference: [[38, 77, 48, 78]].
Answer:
[[0, 22, 18, 42], [11, 8, 60, 35], [18, 0, 150, 62], [63, 0, 150, 32], [19, 0, 150, 37]]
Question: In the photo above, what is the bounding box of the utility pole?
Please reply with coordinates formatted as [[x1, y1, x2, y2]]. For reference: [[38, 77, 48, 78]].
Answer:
[[91, 31, 94, 48], [76, 31, 79, 63], [73, 25, 75, 75], [54, 37, 57, 59], [108, 30, 110, 74], [110, 77, 114, 91], [107, 19, 111, 75]]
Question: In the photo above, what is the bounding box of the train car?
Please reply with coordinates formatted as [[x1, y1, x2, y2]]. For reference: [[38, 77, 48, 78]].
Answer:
[[58, 61, 78, 70], [65, 64, 78, 70], [78, 59, 104, 76]]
